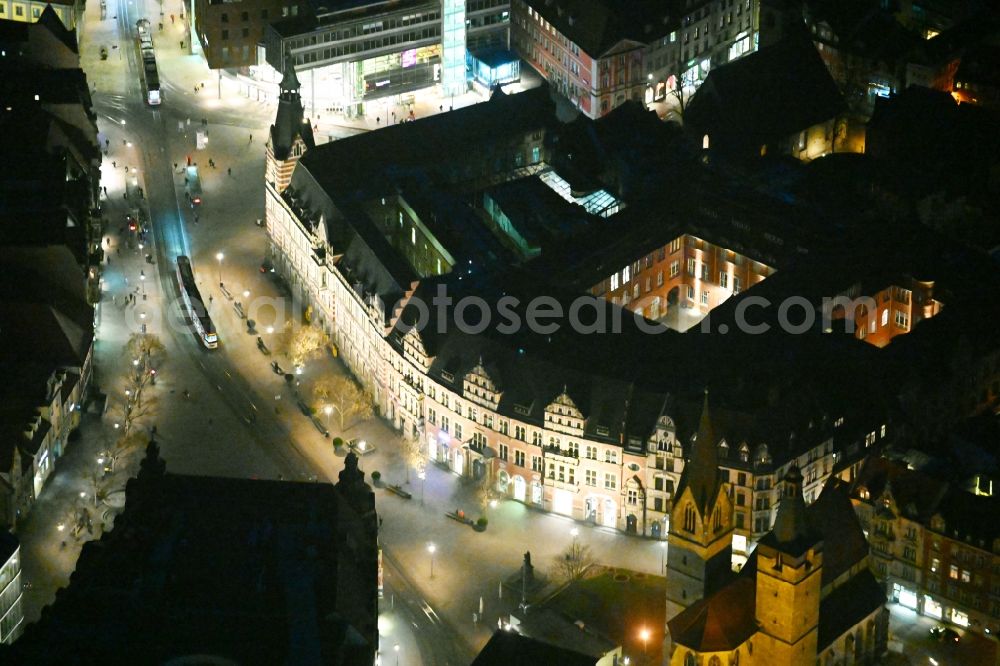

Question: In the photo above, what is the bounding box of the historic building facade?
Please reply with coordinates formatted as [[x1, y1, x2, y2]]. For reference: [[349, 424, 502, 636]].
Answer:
[[264, 80, 885, 545]]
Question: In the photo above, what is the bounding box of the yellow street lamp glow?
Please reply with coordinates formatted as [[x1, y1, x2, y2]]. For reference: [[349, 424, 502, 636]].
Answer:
[[324, 405, 332, 416]]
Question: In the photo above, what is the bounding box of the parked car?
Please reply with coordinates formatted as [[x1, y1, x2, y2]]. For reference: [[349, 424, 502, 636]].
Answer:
[[929, 625, 960, 644]]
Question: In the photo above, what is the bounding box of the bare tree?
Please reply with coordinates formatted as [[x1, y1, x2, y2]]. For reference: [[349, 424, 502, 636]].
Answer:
[[312, 375, 373, 431], [107, 430, 149, 472], [119, 333, 166, 436], [401, 435, 424, 484], [475, 472, 492, 514], [666, 63, 698, 123], [278, 321, 329, 366], [552, 540, 595, 583], [125, 332, 167, 367]]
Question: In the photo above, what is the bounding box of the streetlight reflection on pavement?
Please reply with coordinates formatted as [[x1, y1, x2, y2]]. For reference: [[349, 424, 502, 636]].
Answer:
[[427, 543, 436, 579]]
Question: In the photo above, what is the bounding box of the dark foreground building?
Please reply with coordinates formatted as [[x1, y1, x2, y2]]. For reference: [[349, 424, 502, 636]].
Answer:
[[2, 443, 379, 665]]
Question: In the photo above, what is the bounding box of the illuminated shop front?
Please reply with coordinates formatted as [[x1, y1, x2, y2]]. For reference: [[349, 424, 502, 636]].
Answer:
[[362, 46, 442, 99], [923, 595, 943, 619], [892, 583, 918, 611]]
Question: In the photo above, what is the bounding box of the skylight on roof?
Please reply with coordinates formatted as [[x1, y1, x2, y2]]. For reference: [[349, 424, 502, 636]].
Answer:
[[538, 170, 622, 218]]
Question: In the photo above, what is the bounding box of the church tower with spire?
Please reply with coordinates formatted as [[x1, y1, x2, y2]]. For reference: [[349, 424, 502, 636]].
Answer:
[[753, 466, 823, 666], [665, 391, 735, 630], [265, 57, 315, 194]]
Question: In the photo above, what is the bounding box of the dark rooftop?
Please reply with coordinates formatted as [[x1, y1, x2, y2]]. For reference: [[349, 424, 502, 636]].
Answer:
[[472, 630, 598, 666], [685, 34, 845, 152], [4, 444, 379, 665], [527, 0, 674, 57]]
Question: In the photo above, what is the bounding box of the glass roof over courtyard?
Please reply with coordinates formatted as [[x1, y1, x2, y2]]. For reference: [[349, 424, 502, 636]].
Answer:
[[538, 170, 622, 218]]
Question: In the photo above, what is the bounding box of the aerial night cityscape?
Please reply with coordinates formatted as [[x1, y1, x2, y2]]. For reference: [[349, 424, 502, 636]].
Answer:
[[0, 0, 999, 663]]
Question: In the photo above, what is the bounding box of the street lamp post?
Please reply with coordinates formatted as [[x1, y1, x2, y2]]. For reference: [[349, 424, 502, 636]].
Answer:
[[639, 628, 650, 664], [324, 405, 332, 432], [140, 270, 146, 296], [659, 541, 666, 574], [216, 251, 224, 287], [418, 469, 425, 505], [428, 543, 436, 579], [393, 644, 400, 666]]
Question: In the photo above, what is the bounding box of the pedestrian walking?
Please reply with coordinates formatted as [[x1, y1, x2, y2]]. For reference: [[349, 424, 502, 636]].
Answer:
[[124, 192, 128, 200], [103, 186, 108, 196], [170, 13, 174, 23], [227, 167, 232, 176], [249, 133, 253, 144], [112, 160, 117, 168], [208, 294, 213, 305], [116, 248, 121, 256], [105, 138, 110, 150], [105, 236, 110, 246]]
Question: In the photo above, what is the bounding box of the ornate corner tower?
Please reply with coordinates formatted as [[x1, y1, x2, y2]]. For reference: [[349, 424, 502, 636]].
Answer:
[[265, 56, 315, 195]]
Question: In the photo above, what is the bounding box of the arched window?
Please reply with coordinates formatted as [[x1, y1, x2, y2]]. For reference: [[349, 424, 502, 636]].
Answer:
[[709, 656, 722, 666], [685, 652, 697, 666], [684, 504, 696, 532]]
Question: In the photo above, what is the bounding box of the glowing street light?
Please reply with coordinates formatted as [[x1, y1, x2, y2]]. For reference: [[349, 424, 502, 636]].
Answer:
[[639, 627, 650, 659], [324, 404, 332, 430], [216, 251, 224, 286], [266, 326, 274, 334], [242, 289, 250, 298], [394, 644, 400, 666], [428, 543, 437, 578]]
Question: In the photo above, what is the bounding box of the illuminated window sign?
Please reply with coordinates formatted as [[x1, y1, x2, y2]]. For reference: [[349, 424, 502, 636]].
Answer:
[[402, 49, 417, 68]]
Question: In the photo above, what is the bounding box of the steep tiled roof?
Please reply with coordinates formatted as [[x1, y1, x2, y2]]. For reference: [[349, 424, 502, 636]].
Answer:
[[817, 569, 885, 650], [473, 630, 598, 665], [850, 457, 948, 524], [526, 0, 674, 57], [668, 576, 758, 652], [809, 479, 871, 585], [685, 35, 845, 151]]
